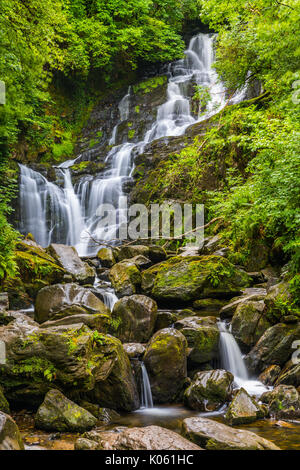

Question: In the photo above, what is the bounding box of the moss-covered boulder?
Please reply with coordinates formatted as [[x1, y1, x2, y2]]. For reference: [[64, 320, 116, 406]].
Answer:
[[112, 295, 157, 343], [97, 247, 116, 268], [264, 281, 296, 323], [109, 260, 142, 297], [142, 255, 250, 303], [0, 412, 24, 450], [155, 311, 178, 331], [175, 316, 220, 365], [35, 283, 111, 324], [117, 245, 150, 262], [231, 301, 271, 350], [13, 239, 66, 299], [184, 370, 233, 411], [259, 365, 281, 386], [47, 244, 95, 285], [260, 385, 300, 419], [0, 317, 139, 410], [143, 328, 187, 403], [225, 388, 265, 425], [0, 386, 10, 414], [245, 323, 300, 374], [35, 389, 97, 432]]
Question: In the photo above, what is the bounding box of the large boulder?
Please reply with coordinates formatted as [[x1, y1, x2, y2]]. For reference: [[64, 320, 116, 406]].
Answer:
[[0, 412, 24, 450], [117, 245, 150, 262], [174, 316, 219, 365], [35, 283, 111, 325], [143, 328, 187, 403], [260, 385, 300, 419], [264, 281, 294, 323], [0, 317, 139, 410], [245, 322, 300, 374], [48, 243, 95, 284], [97, 247, 116, 268], [109, 260, 142, 297], [231, 301, 271, 350], [112, 295, 157, 342], [142, 255, 250, 303], [182, 417, 280, 450], [184, 370, 233, 411], [76, 425, 202, 450], [225, 388, 265, 425], [35, 389, 97, 432]]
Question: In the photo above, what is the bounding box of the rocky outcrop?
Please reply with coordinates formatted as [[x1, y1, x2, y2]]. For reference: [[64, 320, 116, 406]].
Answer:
[[225, 388, 265, 425], [182, 417, 280, 450], [0, 412, 24, 450], [76, 425, 202, 450], [112, 295, 157, 342], [143, 328, 187, 403], [231, 300, 271, 350], [35, 283, 111, 325], [0, 316, 139, 410], [47, 244, 95, 284], [184, 370, 233, 411], [142, 255, 250, 303], [35, 389, 97, 432], [175, 316, 219, 365], [245, 322, 300, 374], [109, 260, 142, 297]]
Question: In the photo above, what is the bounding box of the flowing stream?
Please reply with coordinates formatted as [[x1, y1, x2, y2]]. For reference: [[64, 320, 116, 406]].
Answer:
[[218, 321, 268, 396], [18, 33, 231, 256]]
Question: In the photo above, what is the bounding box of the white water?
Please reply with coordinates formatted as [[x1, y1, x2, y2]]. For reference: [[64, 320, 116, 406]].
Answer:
[[18, 33, 248, 255], [140, 362, 153, 409], [218, 321, 268, 396]]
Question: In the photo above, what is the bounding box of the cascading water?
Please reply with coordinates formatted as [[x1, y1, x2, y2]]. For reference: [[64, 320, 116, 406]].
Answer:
[[218, 321, 268, 396], [140, 362, 153, 409], [18, 33, 245, 255]]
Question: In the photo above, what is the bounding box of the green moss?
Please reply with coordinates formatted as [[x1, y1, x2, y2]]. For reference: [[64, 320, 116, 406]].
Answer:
[[11, 358, 57, 382], [128, 129, 136, 139], [133, 76, 167, 95]]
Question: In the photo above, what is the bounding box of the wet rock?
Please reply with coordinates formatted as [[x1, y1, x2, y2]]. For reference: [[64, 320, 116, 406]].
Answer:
[[41, 313, 110, 331], [112, 295, 157, 343], [77, 425, 202, 450], [0, 387, 10, 414], [123, 343, 146, 358], [0, 317, 139, 410], [175, 316, 219, 365], [245, 323, 300, 374], [184, 369, 233, 411], [231, 300, 271, 349], [130, 255, 152, 270], [142, 255, 250, 303], [276, 362, 300, 387], [35, 389, 97, 432], [78, 401, 120, 423], [35, 283, 111, 324], [0, 412, 24, 450], [117, 245, 150, 261], [264, 281, 295, 323], [182, 417, 279, 450], [97, 248, 116, 268], [225, 388, 265, 425], [155, 311, 178, 330], [193, 298, 225, 312], [219, 288, 267, 319], [259, 365, 281, 386], [144, 328, 187, 403], [109, 260, 142, 297], [48, 243, 95, 284], [260, 385, 300, 419]]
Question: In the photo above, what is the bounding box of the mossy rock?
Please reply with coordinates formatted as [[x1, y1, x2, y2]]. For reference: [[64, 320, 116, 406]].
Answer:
[[225, 388, 265, 425], [109, 260, 142, 297], [231, 300, 271, 350], [0, 387, 10, 414], [142, 255, 250, 303]]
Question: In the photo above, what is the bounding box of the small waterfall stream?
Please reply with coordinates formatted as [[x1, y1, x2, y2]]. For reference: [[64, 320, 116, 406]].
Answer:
[[218, 321, 268, 396], [140, 362, 153, 409], [18, 33, 235, 255]]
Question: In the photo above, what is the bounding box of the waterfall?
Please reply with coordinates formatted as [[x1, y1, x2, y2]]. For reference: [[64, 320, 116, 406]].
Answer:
[[140, 362, 153, 409], [18, 33, 245, 255], [218, 321, 268, 396]]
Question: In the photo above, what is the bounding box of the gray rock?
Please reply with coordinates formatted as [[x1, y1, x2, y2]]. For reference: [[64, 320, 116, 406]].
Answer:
[[0, 412, 24, 450], [123, 343, 146, 358], [220, 288, 267, 319], [225, 388, 265, 425], [231, 300, 271, 349], [0, 293, 9, 312], [48, 243, 95, 284], [182, 417, 280, 450], [184, 370, 233, 411]]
